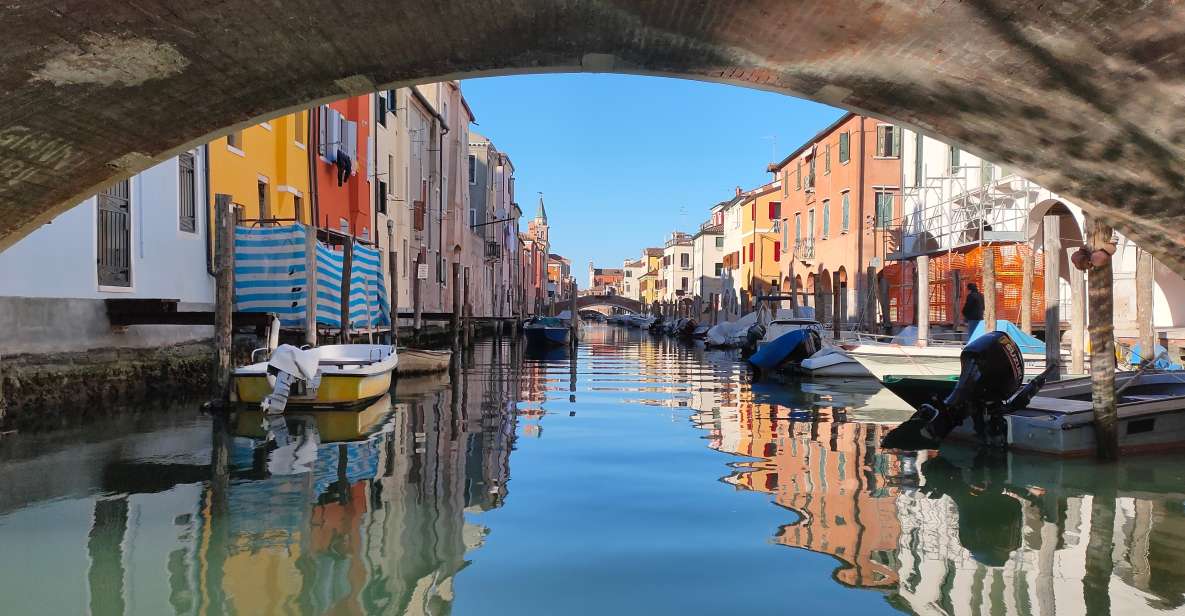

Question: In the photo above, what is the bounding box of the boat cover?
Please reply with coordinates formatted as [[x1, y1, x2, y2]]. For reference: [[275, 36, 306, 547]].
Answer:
[[268, 344, 321, 382], [968, 320, 1045, 355], [749, 329, 810, 371], [706, 311, 759, 347], [1128, 343, 1184, 370]]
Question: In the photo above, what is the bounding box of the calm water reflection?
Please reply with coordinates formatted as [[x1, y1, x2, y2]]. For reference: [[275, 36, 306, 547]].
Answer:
[[2, 325, 1185, 615]]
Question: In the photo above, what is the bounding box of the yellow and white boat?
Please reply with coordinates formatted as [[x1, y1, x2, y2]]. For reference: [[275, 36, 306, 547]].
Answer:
[[232, 344, 398, 408]]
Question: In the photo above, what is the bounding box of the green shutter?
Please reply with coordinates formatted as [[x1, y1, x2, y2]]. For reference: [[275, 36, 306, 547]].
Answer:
[[842, 193, 850, 231]]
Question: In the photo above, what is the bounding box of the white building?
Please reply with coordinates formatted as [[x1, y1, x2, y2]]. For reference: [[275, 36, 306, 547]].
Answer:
[[0, 149, 213, 353], [691, 221, 724, 320], [896, 128, 1185, 343], [621, 258, 647, 302], [719, 192, 747, 317], [661, 231, 694, 304]]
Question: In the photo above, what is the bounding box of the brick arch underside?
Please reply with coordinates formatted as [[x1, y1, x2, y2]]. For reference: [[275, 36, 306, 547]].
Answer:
[[2, 1, 1184, 277]]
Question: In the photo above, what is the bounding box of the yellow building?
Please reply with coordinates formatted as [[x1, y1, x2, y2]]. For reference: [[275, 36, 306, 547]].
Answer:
[[208, 110, 311, 226], [739, 182, 783, 304], [639, 269, 659, 306]]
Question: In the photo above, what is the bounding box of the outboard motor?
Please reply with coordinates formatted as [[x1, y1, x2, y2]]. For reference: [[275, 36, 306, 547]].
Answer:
[[882, 331, 1054, 450]]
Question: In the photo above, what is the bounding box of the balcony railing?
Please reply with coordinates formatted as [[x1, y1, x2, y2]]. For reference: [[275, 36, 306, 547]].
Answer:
[[793, 237, 815, 260]]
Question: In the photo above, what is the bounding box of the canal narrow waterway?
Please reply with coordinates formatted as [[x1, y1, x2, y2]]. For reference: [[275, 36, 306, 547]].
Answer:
[[3, 324, 1185, 615]]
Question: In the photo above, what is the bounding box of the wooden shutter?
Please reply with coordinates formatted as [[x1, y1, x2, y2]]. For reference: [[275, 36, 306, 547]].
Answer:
[[178, 153, 195, 232], [97, 180, 132, 287]]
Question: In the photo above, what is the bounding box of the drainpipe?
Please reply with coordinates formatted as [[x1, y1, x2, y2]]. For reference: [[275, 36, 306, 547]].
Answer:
[[308, 107, 319, 229], [204, 143, 214, 276]]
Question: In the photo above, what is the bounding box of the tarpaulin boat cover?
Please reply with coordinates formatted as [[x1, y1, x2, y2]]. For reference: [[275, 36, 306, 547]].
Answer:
[[969, 320, 1045, 355], [706, 311, 759, 347], [1128, 343, 1184, 370]]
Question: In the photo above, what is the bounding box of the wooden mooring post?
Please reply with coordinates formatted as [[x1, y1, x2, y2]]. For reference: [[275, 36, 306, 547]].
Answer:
[[1043, 215, 1062, 378], [569, 280, 579, 345], [463, 267, 472, 348], [213, 194, 235, 400], [451, 262, 462, 352], [304, 220, 318, 347], [1020, 241, 1035, 334], [1070, 267, 1086, 375], [916, 255, 929, 344], [832, 271, 842, 341], [339, 238, 353, 343], [1087, 217, 1118, 460], [387, 222, 399, 344], [982, 247, 996, 331], [413, 254, 424, 332], [1136, 248, 1156, 365]]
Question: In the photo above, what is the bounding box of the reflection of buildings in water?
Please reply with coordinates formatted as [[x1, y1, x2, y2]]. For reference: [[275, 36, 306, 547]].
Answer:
[[723, 420, 905, 589]]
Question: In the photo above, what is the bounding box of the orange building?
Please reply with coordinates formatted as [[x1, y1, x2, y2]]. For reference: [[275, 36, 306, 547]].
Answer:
[[771, 113, 902, 326], [312, 95, 372, 240]]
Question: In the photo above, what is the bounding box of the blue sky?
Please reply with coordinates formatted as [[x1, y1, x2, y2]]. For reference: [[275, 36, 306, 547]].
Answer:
[[460, 74, 844, 278]]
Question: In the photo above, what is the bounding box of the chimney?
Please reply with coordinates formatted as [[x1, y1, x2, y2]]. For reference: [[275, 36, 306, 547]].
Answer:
[[735, 186, 742, 197]]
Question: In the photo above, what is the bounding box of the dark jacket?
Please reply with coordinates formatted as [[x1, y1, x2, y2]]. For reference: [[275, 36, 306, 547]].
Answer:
[[962, 290, 984, 321]]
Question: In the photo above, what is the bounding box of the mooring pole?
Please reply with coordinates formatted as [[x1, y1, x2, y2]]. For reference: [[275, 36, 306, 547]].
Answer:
[[213, 194, 235, 400], [304, 220, 318, 347], [916, 255, 929, 344], [832, 270, 842, 340], [413, 254, 423, 332], [387, 222, 399, 345], [1044, 215, 1062, 378], [451, 262, 462, 353], [1020, 241, 1035, 334], [1070, 266, 1086, 375], [982, 247, 996, 332], [1136, 248, 1156, 366], [463, 267, 472, 348], [1087, 217, 1118, 460], [339, 238, 353, 343], [569, 280, 579, 345]]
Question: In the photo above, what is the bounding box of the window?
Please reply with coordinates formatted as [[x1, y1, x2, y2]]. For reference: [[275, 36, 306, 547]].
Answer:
[[824, 144, 831, 175], [914, 133, 924, 187], [980, 161, 994, 186], [841, 192, 850, 232], [681, 277, 688, 291], [749, 242, 754, 262], [782, 169, 789, 196], [178, 152, 196, 232], [794, 213, 802, 241], [257, 181, 270, 221], [808, 209, 815, 239], [340, 217, 349, 234], [773, 241, 781, 262], [750, 202, 755, 221], [822, 199, 830, 238], [948, 145, 961, 174], [715, 236, 724, 248], [294, 112, 305, 146], [876, 125, 901, 158], [806, 156, 815, 190], [875, 191, 894, 228], [468, 154, 477, 184], [388, 90, 397, 116], [839, 131, 850, 163], [795, 161, 802, 190], [470, 208, 477, 227], [377, 92, 388, 128], [715, 263, 723, 276], [680, 253, 690, 269], [97, 179, 132, 287], [227, 130, 243, 151], [768, 201, 780, 220], [377, 180, 388, 214]]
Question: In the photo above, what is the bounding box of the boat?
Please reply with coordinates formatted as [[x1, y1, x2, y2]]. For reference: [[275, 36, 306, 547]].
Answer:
[[524, 316, 570, 346], [748, 328, 820, 374], [757, 317, 825, 350], [232, 343, 398, 408], [844, 320, 1053, 382], [881, 331, 1185, 457], [798, 346, 871, 377], [397, 348, 453, 375]]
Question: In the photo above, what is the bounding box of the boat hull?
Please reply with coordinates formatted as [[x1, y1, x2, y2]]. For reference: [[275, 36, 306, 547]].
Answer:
[[525, 327, 570, 346], [234, 371, 392, 407], [397, 348, 452, 375], [847, 344, 1047, 381]]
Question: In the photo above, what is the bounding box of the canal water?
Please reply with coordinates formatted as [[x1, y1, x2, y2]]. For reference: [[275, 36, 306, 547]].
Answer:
[[3, 325, 1185, 615]]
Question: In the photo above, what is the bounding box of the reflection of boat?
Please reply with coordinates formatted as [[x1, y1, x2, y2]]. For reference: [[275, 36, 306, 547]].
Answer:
[[235, 393, 396, 443], [397, 348, 452, 375], [232, 344, 397, 407], [524, 317, 570, 346], [798, 346, 870, 377]]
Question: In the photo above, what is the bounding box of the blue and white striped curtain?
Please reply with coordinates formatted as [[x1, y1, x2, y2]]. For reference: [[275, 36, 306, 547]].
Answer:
[[314, 239, 390, 329], [233, 224, 309, 327], [234, 223, 389, 329]]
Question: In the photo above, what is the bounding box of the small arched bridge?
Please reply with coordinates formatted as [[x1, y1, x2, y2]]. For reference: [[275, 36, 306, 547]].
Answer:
[[575, 294, 642, 315]]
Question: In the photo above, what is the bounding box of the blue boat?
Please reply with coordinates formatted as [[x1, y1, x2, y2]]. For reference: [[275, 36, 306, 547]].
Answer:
[[747, 329, 819, 374], [524, 317, 571, 346]]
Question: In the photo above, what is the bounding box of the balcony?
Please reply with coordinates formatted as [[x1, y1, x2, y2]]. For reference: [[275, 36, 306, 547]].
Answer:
[[794, 237, 815, 261]]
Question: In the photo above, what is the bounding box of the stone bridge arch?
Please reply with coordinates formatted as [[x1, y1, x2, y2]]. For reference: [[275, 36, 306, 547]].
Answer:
[[2, 2, 1184, 275], [575, 294, 642, 315]]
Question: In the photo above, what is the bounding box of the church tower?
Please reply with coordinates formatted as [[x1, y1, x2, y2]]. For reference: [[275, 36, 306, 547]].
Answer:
[[528, 192, 549, 245]]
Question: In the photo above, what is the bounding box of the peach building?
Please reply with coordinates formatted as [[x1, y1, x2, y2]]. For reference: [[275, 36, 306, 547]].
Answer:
[[770, 113, 903, 327]]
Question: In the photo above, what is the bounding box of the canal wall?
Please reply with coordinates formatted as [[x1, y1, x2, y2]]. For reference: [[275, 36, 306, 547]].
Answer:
[[0, 296, 215, 355]]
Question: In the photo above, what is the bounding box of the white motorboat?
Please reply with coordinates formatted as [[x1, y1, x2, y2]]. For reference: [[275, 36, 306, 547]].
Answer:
[[757, 317, 826, 349], [799, 346, 871, 377], [843, 340, 1051, 381]]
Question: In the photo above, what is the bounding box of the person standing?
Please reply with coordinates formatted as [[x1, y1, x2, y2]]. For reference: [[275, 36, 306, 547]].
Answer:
[[962, 282, 985, 342]]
